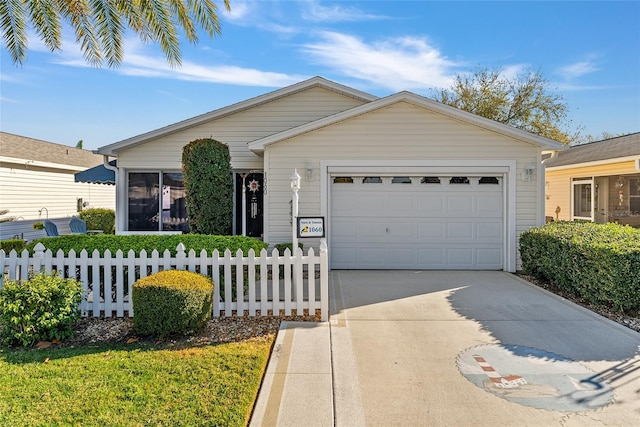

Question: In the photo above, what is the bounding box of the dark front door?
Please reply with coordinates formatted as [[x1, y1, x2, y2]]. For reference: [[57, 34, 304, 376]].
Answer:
[[235, 172, 264, 238]]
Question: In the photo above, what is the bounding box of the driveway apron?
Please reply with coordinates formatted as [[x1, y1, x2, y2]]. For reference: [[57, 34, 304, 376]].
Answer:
[[330, 270, 640, 426]]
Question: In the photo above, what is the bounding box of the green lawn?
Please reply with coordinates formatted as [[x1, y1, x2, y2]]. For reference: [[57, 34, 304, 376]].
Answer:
[[0, 339, 273, 426]]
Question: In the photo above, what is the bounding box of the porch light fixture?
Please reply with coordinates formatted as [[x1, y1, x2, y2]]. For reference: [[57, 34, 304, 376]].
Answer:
[[305, 164, 314, 181], [521, 163, 536, 182]]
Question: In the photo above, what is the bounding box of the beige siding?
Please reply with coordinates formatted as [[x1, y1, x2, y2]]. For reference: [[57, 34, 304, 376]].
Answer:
[[264, 101, 540, 269], [545, 160, 638, 221], [0, 164, 115, 221], [117, 87, 367, 171]]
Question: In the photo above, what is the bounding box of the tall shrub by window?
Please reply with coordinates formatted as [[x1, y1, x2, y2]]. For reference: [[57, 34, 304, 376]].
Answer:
[[182, 138, 233, 234]]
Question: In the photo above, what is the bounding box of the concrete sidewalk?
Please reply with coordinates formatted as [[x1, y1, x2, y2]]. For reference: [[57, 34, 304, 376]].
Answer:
[[250, 271, 640, 426]]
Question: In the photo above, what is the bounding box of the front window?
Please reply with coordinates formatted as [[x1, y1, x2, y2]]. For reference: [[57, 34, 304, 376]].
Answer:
[[128, 172, 187, 231], [572, 178, 593, 220]]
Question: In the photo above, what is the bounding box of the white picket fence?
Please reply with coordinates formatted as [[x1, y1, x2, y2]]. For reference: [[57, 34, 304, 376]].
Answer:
[[0, 241, 329, 321]]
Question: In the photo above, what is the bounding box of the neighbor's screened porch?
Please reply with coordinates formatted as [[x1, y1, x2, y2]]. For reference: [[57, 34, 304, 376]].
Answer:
[[572, 173, 640, 227]]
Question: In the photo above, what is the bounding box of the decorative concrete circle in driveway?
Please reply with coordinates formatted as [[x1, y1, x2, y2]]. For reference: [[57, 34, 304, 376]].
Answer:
[[457, 344, 613, 412]]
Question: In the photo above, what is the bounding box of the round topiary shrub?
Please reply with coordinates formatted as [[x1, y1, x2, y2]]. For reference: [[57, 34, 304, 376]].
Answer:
[[132, 270, 213, 337]]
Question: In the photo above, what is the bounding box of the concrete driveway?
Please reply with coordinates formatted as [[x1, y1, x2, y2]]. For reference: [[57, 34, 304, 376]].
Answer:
[[251, 271, 640, 426]]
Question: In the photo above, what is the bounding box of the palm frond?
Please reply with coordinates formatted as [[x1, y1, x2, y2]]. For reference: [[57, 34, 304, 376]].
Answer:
[[26, 0, 62, 52], [89, 0, 124, 68], [1, 0, 28, 65]]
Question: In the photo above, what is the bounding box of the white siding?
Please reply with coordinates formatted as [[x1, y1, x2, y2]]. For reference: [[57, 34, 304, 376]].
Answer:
[[0, 164, 115, 221], [117, 87, 367, 170], [264, 101, 540, 269]]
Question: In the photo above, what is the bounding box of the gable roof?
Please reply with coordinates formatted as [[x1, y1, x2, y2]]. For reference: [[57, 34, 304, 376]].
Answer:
[[248, 91, 566, 153], [545, 132, 640, 169], [0, 132, 103, 170], [96, 77, 378, 156]]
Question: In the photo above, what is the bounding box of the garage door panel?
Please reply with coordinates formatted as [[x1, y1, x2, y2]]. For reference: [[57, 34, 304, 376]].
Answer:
[[332, 247, 357, 266], [418, 222, 445, 238], [332, 219, 358, 238], [388, 222, 415, 238], [356, 220, 387, 238], [447, 222, 473, 238], [388, 248, 416, 266], [446, 248, 474, 266], [388, 195, 415, 213], [476, 222, 502, 239], [418, 196, 444, 214], [358, 247, 386, 265], [477, 196, 502, 215], [417, 249, 445, 267], [447, 196, 474, 215], [331, 174, 504, 270], [357, 195, 385, 214], [476, 248, 503, 266]]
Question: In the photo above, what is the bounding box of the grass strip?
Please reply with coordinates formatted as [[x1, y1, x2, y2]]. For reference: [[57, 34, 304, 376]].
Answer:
[[0, 339, 272, 426]]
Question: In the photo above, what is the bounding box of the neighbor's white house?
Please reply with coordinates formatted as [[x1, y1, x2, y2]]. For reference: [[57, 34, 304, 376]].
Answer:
[[95, 77, 564, 272], [0, 132, 115, 240]]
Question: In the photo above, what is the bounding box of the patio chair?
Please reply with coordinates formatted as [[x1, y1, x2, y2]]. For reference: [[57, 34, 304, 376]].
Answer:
[[43, 220, 59, 237], [69, 216, 87, 234]]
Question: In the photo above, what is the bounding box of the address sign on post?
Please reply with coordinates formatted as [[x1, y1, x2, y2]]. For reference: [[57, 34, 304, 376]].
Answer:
[[298, 217, 325, 238]]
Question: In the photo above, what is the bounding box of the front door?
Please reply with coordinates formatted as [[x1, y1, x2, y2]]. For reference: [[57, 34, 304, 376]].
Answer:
[[235, 172, 264, 238]]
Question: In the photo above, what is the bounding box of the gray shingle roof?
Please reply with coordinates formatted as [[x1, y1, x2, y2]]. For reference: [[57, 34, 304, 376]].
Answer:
[[0, 132, 103, 168], [545, 132, 640, 168]]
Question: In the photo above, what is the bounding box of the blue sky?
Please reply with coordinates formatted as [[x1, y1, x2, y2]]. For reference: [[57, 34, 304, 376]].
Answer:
[[1, 1, 639, 150]]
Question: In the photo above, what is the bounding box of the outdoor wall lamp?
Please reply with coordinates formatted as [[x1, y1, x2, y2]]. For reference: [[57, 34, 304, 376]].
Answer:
[[305, 164, 314, 181], [522, 163, 536, 182]]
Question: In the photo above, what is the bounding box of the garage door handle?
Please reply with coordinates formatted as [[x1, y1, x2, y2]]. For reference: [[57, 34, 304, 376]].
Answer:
[[386, 227, 389, 233]]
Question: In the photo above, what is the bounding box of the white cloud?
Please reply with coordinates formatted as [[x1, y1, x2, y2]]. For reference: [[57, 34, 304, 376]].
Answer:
[[118, 50, 306, 87], [302, 1, 388, 22], [49, 36, 305, 87], [499, 64, 527, 80], [558, 59, 599, 79], [302, 32, 460, 91], [224, 0, 252, 22]]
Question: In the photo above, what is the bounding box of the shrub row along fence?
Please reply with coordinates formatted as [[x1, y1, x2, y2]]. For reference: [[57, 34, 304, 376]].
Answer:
[[1, 241, 329, 321]]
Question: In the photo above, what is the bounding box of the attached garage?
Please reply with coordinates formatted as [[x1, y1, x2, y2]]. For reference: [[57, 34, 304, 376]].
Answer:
[[330, 173, 504, 269]]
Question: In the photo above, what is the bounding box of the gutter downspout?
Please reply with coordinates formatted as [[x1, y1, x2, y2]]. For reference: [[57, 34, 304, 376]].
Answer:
[[102, 155, 121, 232]]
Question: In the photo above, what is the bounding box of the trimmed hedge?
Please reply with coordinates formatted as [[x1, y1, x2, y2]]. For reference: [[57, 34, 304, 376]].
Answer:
[[0, 238, 26, 253], [520, 221, 640, 313], [79, 208, 115, 234], [182, 138, 233, 235], [273, 242, 304, 253], [132, 270, 213, 336], [25, 234, 268, 256]]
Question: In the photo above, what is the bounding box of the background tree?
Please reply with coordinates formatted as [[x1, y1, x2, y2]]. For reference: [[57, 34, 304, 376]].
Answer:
[[1, 0, 231, 68], [431, 67, 579, 144], [182, 137, 233, 235], [75, 140, 83, 149]]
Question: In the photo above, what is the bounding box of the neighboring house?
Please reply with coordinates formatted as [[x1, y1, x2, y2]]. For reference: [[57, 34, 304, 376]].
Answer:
[[545, 133, 640, 227], [95, 77, 564, 271], [0, 132, 115, 240]]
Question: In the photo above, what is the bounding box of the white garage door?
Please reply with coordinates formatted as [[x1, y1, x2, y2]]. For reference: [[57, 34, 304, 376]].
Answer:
[[330, 175, 504, 270]]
